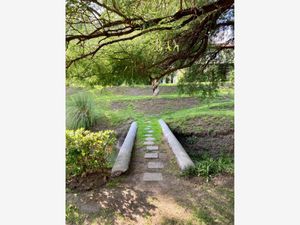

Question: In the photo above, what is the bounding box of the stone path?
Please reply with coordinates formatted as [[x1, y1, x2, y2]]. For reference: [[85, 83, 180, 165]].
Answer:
[[143, 172, 163, 181], [142, 120, 164, 182]]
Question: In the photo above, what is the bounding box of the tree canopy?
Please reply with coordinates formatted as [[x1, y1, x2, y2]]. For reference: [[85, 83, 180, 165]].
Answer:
[[66, 0, 234, 95]]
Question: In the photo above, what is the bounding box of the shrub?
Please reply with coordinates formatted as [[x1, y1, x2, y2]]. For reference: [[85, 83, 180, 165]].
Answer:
[[66, 93, 97, 130], [66, 128, 116, 179], [183, 153, 234, 181]]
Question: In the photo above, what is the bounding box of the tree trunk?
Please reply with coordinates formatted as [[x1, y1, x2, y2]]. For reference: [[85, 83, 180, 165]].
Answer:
[[151, 78, 160, 96]]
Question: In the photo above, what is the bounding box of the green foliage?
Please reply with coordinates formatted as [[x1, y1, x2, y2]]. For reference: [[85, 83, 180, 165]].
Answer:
[[106, 178, 121, 188], [66, 128, 116, 178], [66, 93, 97, 129], [193, 208, 215, 225], [66, 0, 234, 97], [228, 68, 234, 87], [177, 63, 233, 98], [66, 33, 168, 87], [66, 204, 85, 225], [183, 153, 234, 181]]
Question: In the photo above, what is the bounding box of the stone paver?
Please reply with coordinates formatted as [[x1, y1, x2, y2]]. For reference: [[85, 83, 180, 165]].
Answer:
[[148, 162, 164, 169], [145, 137, 155, 141], [140, 122, 164, 182], [143, 172, 163, 181], [146, 146, 159, 151], [144, 152, 159, 158]]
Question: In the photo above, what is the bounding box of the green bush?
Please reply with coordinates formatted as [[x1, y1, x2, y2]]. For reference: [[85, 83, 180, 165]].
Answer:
[[66, 128, 116, 179], [183, 153, 234, 181], [66, 93, 97, 129]]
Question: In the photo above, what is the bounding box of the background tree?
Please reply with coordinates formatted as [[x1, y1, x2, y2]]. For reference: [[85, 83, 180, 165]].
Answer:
[[66, 0, 234, 95]]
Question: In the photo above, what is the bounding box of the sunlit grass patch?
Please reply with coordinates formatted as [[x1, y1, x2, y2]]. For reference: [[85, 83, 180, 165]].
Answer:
[[136, 117, 162, 147], [183, 153, 234, 181]]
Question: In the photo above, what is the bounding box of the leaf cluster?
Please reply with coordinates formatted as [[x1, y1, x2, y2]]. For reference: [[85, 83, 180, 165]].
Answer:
[[66, 128, 116, 178], [177, 62, 233, 98]]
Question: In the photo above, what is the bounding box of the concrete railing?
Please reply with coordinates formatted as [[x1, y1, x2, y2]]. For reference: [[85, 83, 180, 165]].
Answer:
[[111, 121, 137, 176], [159, 119, 194, 171]]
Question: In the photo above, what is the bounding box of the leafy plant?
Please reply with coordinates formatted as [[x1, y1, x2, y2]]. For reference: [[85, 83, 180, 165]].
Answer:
[[66, 204, 85, 225], [66, 128, 116, 179], [66, 93, 97, 129], [183, 153, 234, 181]]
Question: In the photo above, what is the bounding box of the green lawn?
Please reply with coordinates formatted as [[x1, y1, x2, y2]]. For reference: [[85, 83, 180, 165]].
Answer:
[[66, 85, 234, 128]]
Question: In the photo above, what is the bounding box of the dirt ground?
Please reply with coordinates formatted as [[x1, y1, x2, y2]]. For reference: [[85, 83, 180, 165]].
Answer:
[[168, 116, 234, 157], [103, 86, 179, 96], [66, 138, 234, 225], [111, 97, 200, 115], [67, 171, 110, 192]]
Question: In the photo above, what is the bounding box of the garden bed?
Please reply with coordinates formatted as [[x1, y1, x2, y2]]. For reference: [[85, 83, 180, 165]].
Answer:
[[168, 115, 234, 158]]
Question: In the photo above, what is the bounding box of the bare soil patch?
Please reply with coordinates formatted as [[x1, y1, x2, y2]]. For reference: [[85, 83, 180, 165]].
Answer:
[[66, 86, 84, 95], [104, 86, 178, 96], [169, 116, 234, 157], [111, 97, 200, 115], [67, 171, 110, 192]]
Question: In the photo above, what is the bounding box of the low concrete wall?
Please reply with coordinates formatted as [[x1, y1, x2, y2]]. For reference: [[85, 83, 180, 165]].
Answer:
[[159, 119, 194, 171], [111, 121, 137, 176]]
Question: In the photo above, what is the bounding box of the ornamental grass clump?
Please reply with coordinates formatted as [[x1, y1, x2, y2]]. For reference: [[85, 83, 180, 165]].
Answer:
[[66, 93, 97, 130], [183, 153, 234, 181], [66, 128, 116, 179]]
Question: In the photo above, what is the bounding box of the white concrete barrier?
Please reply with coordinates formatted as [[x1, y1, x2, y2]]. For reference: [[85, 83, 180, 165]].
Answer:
[[111, 121, 137, 176], [159, 119, 194, 171]]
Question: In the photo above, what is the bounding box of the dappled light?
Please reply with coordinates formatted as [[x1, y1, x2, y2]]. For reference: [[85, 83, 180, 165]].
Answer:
[[66, 0, 234, 224], [67, 187, 157, 222]]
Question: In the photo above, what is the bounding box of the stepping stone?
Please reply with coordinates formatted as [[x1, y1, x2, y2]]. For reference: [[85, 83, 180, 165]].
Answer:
[[147, 130, 154, 133], [145, 137, 155, 141], [144, 152, 159, 159], [144, 134, 153, 137], [143, 141, 154, 145], [143, 172, 163, 181], [148, 162, 164, 169], [145, 127, 151, 130], [146, 146, 159, 151]]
